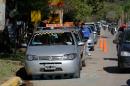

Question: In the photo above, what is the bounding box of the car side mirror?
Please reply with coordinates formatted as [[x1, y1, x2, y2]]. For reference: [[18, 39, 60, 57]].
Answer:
[[113, 40, 119, 44], [78, 41, 84, 46], [93, 31, 97, 34]]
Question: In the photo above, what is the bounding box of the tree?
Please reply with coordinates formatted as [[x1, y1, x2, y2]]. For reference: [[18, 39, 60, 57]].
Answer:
[[122, 0, 130, 23], [63, 0, 92, 22], [96, 1, 123, 22], [13, 0, 51, 22], [85, 0, 105, 15]]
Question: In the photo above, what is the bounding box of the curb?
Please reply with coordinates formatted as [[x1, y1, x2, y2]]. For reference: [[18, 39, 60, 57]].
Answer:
[[1, 76, 23, 86]]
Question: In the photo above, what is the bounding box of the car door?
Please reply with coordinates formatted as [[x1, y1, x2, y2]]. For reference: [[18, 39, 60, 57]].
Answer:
[[73, 30, 86, 62], [117, 32, 124, 56]]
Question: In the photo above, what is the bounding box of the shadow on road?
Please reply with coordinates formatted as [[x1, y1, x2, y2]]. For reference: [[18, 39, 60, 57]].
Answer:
[[16, 67, 75, 81], [100, 35, 110, 38], [16, 67, 31, 80], [104, 58, 118, 61], [103, 66, 130, 74]]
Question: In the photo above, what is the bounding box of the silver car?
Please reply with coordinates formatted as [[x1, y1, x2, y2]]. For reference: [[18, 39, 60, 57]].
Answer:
[[85, 22, 98, 44], [72, 28, 87, 67], [25, 29, 82, 78], [87, 34, 95, 51]]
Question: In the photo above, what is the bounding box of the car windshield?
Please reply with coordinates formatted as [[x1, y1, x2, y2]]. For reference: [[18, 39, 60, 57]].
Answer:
[[123, 31, 130, 43], [29, 32, 74, 46]]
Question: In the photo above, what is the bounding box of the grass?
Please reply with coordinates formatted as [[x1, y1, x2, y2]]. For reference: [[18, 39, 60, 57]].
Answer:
[[0, 53, 25, 61], [0, 53, 25, 84]]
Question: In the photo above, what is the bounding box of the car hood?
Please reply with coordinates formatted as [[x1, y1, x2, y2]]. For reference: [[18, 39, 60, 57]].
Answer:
[[26, 45, 77, 56]]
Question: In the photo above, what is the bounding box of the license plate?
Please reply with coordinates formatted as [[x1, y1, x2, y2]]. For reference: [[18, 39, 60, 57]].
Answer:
[[44, 66, 56, 70]]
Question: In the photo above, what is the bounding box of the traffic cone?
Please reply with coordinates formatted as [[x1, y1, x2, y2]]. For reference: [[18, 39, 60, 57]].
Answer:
[[99, 38, 103, 50], [103, 39, 108, 53]]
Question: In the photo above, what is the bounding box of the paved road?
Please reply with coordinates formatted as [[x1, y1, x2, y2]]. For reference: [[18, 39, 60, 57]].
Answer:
[[23, 30, 130, 86]]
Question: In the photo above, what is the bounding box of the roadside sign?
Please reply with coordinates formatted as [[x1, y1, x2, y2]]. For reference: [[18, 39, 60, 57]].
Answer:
[[64, 22, 74, 27], [31, 10, 41, 23], [46, 24, 63, 27]]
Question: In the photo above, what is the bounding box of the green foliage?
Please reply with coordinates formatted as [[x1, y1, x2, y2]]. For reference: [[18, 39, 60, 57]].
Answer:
[[75, 1, 92, 21], [0, 53, 24, 82], [0, 60, 22, 82], [16, 0, 49, 20], [15, 0, 106, 21], [85, 0, 105, 15], [0, 53, 25, 62], [99, 2, 123, 20], [63, 0, 92, 21], [122, 0, 130, 12], [14, 0, 130, 23]]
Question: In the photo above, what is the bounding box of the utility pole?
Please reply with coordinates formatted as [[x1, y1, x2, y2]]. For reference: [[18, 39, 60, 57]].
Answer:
[[0, 0, 6, 31], [0, 0, 5, 52]]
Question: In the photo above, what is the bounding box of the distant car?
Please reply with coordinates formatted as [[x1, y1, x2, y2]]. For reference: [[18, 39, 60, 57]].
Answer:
[[108, 23, 117, 35], [78, 25, 95, 51], [87, 33, 95, 51], [25, 28, 83, 78], [82, 26, 95, 51], [97, 22, 103, 30], [114, 28, 130, 69], [95, 23, 101, 35], [85, 22, 98, 44]]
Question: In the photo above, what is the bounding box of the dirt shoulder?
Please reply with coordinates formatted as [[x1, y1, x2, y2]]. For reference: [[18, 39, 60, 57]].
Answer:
[[0, 53, 24, 84]]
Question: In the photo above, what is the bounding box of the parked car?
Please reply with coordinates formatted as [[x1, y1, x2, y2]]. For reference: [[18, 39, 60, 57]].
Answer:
[[114, 28, 130, 69], [72, 28, 87, 67], [25, 28, 83, 78], [95, 23, 101, 35], [81, 25, 95, 51], [108, 23, 117, 35], [87, 33, 95, 51], [85, 22, 98, 44]]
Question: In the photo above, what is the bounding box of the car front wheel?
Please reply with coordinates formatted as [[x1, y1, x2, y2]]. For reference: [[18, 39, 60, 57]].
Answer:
[[73, 71, 80, 78], [82, 60, 86, 67]]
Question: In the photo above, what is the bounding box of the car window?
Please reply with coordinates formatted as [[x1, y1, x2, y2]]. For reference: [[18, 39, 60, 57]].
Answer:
[[123, 31, 130, 43], [29, 32, 74, 46]]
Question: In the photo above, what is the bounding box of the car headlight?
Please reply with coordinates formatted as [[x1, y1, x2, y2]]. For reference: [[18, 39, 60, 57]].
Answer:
[[26, 55, 38, 61], [121, 51, 130, 56], [63, 53, 77, 60]]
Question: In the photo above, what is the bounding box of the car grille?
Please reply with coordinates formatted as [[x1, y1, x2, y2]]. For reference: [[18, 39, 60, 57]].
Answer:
[[39, 56, 63, 60]]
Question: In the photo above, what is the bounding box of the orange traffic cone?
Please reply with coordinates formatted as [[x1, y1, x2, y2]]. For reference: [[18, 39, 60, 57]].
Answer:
[[99, 38, 103, 50], [103, 39, 108, 53]]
